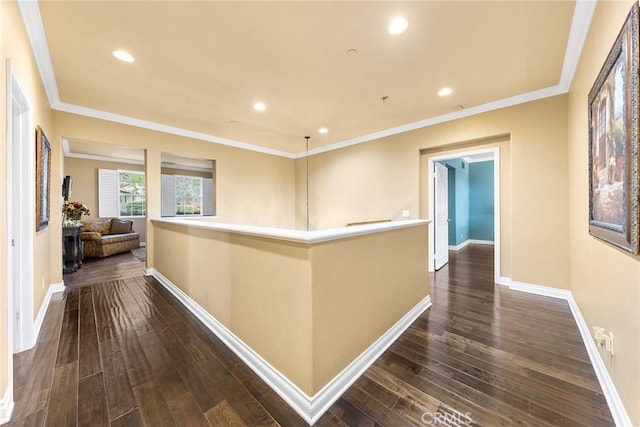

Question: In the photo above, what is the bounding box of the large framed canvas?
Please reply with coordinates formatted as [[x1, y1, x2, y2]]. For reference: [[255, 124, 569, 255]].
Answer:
[[588, 3, 639, 254], [35, 125, 51, 231]]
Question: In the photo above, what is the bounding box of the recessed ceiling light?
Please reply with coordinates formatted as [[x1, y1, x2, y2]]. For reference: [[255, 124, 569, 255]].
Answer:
[[388, 17, 408, 35], [438, 87, 453, 97], [318, 127, 328, 134], [253, 101, 266, 111], [112, 50, 134, 63]]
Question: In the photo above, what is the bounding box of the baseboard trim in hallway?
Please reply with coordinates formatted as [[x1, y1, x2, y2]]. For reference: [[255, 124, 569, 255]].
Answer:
[[0, 387, 14, 425], [498, 276, 632, 426], [146, 267, 432, 425], [32, 281, 65, 349]]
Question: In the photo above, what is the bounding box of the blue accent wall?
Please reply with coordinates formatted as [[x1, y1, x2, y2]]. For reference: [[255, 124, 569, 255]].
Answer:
[[469, 161, 494, 241]]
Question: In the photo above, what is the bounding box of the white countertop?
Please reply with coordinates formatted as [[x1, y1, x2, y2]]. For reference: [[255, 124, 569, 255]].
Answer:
[[151, 218, 430, 244]]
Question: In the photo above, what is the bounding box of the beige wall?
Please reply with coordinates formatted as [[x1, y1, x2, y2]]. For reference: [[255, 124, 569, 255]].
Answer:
[[311, 225, 429, 389], [153, 221, 314, 393], [51, 111, 296, 270], [299, 96, 569, 288], [568, 1, 640, 423], [64, 157, 147, 243], [1, 0, 54, 400]]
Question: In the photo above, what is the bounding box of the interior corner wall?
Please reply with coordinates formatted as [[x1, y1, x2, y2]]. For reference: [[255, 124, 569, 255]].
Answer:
[[469, 161, 495, 241], [567, 0, 639, 423], [1, 0, 54, 401], [299, 95, 569, 289]]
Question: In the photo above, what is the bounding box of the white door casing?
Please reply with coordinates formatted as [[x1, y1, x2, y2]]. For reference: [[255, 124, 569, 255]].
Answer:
[[426, 147, 500, 284], [434, 162, 449, 270], [6, 59, 35, 360]]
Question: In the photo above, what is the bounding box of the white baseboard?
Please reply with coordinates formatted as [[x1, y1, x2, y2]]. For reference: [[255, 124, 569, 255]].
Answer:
[[566, 296, 632, 427], [498, 276, 572, 300], [31, 281, 65, 349], [448, 240, 471, 251], [146, 267, 431, 425], [449, 239, 495, 251], [140, 242, 146, 248], [497, 277, 631, 426], [0, 387, 14, 425]]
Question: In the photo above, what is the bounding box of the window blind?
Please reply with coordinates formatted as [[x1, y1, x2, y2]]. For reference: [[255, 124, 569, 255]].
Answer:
[[98, 169, 119, 218], [161, 174, 176, 217], [203, 178, 214, 216]]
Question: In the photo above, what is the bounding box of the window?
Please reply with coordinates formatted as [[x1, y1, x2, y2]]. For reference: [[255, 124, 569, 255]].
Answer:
[[119, 171, 146, 216], [161, 174, 214, 217], [175, 175, 202, 215], [98, 169, 146, 218]]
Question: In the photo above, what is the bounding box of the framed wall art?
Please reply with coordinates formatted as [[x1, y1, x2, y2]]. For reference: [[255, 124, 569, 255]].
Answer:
[[588, 3, 639, 254], [35, 125, 51, 231]]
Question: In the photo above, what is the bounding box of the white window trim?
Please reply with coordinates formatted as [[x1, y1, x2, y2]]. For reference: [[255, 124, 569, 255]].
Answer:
[[118, 169, 146, 218]]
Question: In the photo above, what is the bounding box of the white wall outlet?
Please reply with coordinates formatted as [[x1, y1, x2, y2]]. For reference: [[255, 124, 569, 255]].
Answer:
[[593, 326, 615, 355], [402, 210, 410, 218]]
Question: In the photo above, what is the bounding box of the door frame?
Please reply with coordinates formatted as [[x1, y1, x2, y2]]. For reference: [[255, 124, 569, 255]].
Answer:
[[6, 60, 35, 379], [426, 147, 500, 283], [434, 161, 450, 270]]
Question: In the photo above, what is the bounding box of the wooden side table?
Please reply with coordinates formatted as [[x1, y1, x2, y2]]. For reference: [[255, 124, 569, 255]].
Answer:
[[63, 225, 83, 273]]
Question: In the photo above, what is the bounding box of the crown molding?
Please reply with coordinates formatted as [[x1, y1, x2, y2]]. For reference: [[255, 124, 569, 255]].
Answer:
[[296, 84, 567, 158], [54, 102, 297, 159], [559, 0, 598, 90], [19, 0, 596, 160], [17, 0, 60, 107]]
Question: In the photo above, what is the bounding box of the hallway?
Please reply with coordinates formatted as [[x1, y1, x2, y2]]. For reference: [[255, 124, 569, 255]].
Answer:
[[7, 247, 614, 426]]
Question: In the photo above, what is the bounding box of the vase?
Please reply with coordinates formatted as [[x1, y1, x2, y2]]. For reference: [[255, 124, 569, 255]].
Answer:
[[64, 214, 82, 227]]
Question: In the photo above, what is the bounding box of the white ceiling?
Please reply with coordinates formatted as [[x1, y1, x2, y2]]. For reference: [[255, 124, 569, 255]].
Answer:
[[21, 1, 594, 158]]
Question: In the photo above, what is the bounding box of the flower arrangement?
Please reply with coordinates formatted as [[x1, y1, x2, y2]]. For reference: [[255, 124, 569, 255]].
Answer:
[[62, 201, 90, 222]]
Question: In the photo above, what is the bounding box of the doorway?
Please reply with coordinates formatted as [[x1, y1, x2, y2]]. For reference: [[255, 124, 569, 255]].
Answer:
[[427, 147, 500, 283], [6, 61, 35, 402]]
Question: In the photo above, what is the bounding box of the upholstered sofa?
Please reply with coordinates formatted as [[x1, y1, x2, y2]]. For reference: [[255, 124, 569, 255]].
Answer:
[[81, 218, 140, 258]]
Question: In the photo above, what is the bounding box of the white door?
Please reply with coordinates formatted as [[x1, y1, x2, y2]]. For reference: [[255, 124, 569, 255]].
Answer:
[[434, 162, 449, 270]]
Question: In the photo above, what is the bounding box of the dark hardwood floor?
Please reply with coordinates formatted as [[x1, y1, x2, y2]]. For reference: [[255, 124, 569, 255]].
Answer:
[[7, 245, 614, 426]]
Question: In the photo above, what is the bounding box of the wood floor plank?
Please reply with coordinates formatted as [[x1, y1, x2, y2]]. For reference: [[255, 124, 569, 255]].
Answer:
[[45, 362, 78, 427], [327, 398, 378, 426], [7, 408, 47, 427], [11, 337, 59, 420], [78, 330, 101, 379], [79, 286, 97, 337], [100, 338, 137, 421], [166, 392, 212, 427], [55, 308, 79, 367], [64, 287, 80, 312], [133, 380, 177, 427], [110, 409, 144, 427], [204, 400, 245, 427], [78, 372, 109, 427]]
